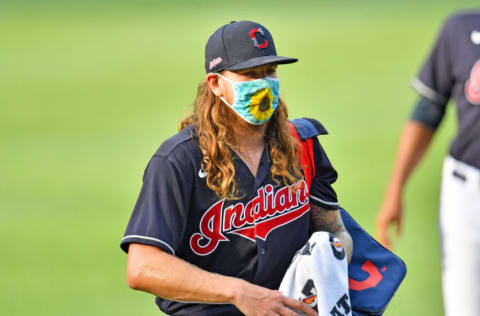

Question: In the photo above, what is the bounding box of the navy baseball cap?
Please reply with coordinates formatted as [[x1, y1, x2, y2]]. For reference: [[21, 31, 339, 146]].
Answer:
[[205, 20, 298, 73]]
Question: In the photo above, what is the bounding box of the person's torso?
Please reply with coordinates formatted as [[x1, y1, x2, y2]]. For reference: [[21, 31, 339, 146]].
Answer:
[[445, 11, 480, 168], [157, 125, 311, 315]]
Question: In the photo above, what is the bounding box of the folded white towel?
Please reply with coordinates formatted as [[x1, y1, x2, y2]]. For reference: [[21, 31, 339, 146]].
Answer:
[[279, 232, 352, 316]]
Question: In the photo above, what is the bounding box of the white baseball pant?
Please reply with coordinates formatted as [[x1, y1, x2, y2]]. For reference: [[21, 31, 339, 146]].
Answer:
[[440, 155, 480, 316]]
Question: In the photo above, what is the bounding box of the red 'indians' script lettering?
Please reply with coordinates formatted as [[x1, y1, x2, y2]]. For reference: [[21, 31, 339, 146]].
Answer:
[[190, 180, 310, 256]]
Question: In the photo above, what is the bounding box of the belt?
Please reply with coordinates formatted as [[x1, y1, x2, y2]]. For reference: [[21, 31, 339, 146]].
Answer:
[[446, 156, 480, 190]]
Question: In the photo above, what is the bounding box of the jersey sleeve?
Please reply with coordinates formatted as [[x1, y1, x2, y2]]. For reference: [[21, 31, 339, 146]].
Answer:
[[309, 137, 339, 210], [120, 155, 191, 255], [412, 17, 454, 105], [409, 95, 447, 131]]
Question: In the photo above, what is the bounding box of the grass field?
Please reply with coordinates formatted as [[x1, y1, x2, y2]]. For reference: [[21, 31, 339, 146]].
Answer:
[[1, 1, 478, 315]]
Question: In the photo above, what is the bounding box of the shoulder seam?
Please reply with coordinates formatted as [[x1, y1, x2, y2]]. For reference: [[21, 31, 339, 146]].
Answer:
[[155, 126, 197, 158], [155, 136, 195, 158]]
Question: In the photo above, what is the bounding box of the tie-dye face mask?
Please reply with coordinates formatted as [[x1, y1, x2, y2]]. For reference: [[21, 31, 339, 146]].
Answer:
[[217, 73, 279, 125]]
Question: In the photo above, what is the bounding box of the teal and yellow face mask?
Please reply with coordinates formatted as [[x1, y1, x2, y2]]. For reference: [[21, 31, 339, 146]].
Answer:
[[216, 73, 280, 125]]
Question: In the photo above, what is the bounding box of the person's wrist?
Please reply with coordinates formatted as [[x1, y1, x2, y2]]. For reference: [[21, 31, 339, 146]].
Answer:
[[226, 277, 247, 305], [386, 182, 403, 199]]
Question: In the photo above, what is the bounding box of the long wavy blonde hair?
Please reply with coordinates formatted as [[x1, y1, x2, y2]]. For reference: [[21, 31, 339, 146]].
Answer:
[[179, 80, 304, 199]]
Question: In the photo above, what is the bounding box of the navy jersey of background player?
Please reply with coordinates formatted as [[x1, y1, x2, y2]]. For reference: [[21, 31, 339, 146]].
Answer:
[[412, 10, 480, 168], [121, 118, 339, 316]]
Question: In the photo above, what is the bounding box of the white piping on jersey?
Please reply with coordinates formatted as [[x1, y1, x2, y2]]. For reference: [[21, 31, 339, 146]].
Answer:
[[122, 235, 175, 255], [412, 77, 448, 105], [310, 194, 339, 206]]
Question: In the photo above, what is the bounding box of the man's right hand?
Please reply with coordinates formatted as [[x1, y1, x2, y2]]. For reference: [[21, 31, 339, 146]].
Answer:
[[232, 280, 317, 316], [375, 121, 435, 250], [376, 191, 404, 250]]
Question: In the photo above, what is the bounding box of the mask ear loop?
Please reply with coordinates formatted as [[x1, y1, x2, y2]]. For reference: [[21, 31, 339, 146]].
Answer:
[[215, 73, 235, 108], [215, 72, 234, 84], [220, 96, 234, 108]]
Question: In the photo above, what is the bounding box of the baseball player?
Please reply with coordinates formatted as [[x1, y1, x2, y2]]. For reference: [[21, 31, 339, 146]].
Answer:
[[376, 10, 480, 316], [121, 20, 353, 316]]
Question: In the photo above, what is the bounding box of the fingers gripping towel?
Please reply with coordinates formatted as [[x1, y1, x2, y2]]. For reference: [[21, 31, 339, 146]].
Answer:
[[279, 232, 352, 316]]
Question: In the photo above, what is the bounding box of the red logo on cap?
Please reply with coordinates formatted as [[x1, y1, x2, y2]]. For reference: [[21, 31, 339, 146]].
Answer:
[[465, 59, 480, 105], [249, 28, 268, 49]]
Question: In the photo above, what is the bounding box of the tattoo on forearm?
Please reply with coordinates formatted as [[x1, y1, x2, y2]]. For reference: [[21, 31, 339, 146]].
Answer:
[[309, 204, 343, 233], [309, 204, 354, 262]]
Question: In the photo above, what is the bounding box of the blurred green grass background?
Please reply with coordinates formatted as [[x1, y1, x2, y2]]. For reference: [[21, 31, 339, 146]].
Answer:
[[1, 0, 477, 315]]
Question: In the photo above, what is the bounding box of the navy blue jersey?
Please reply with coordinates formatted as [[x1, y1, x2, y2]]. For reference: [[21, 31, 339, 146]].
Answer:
[[412, 10, 480, 168], [121, 118, 339, 316]]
